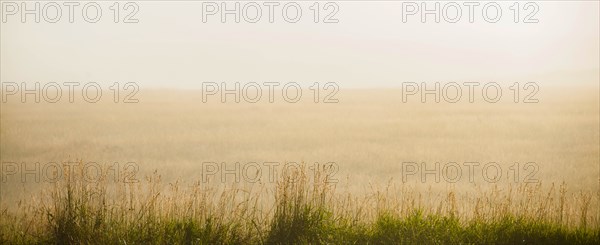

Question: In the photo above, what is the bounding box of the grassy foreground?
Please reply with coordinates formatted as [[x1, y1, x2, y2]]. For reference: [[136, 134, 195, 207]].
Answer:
[[1, 162, 599, 244]]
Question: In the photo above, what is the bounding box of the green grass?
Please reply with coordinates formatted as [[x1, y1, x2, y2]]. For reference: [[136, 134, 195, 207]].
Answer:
[[1, 162, 598, 244], [9, 210, 597, 244]]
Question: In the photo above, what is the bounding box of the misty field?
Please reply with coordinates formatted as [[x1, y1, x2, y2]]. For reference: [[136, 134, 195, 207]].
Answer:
[[1, 84, 599, 243]]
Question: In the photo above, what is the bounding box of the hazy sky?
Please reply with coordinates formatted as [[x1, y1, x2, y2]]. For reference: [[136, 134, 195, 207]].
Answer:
[[1, 1, 598, 88]]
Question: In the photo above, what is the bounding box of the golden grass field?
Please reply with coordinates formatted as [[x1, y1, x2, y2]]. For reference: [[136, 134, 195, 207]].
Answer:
[[0, 83, 599, 243]]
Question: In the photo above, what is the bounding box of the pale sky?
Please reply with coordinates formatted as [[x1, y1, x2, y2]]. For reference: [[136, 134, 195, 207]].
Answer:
[[1, 1, 598, 88]]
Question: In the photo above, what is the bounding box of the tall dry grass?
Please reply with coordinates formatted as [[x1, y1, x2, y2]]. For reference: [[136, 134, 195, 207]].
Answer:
[[0, 160, 598, 244]]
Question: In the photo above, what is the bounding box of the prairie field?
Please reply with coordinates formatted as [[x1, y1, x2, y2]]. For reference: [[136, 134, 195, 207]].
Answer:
[[1, 1, 598, 243], [0, 84, 599, 244]]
